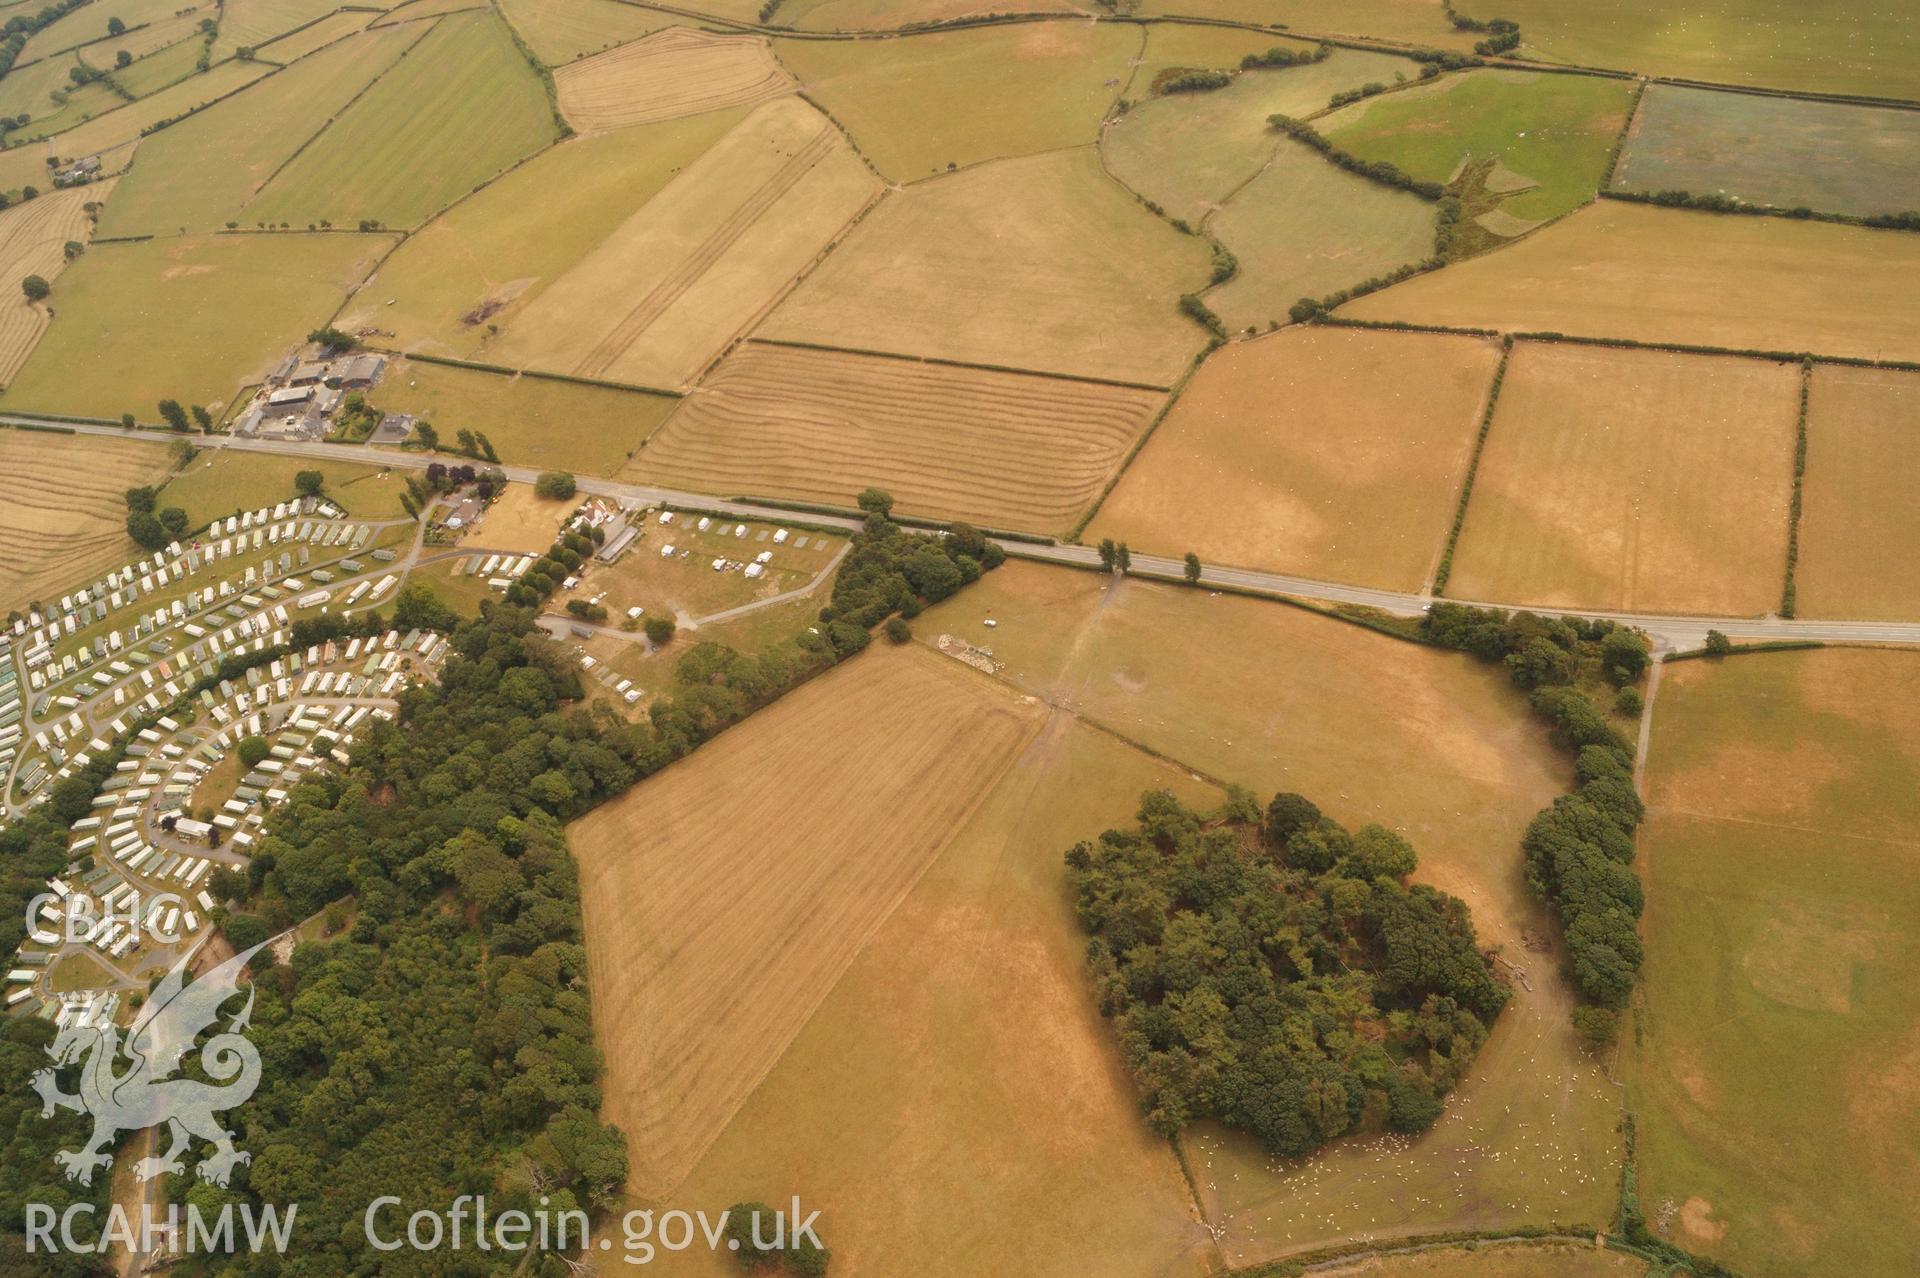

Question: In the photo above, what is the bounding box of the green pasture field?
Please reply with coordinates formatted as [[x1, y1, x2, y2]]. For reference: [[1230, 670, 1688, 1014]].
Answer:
[[0, 232, 393, 419], [1613, 85, 1920, 217], [19, 0, 198, 62], [1324, 69, 1635, 224], [95, 25, 417, 237], [105, 32, 210, 99], [1102, 47, 1419, 226], [0, 50, 84, 120], [335, 107, 745, 357], [758, 146, 1212, 385], [494, 0, 672, 65], [4, 76, 125, 145], [0, 59, 271, 198], [210, 0, 376, 60], [1633, 648, 1920, 1278], [915, 561, 1622, 1265], [159, 450, 414, 528], [1462, 0, 1920, 101], [1204, 136, 1436, 332], [369, 359, 677, 476], [773, 20, 1138, 182], [243, 11, 556, 231], [1137, 0, 1479, 51]]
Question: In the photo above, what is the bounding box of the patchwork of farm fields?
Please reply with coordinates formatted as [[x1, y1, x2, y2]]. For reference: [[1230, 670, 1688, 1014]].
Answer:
[[0, 430, 177, 617], [633, 340, 1165, 533], [1089, 326, 1501, 591], [492, 97, 878, 390], [1613, 85, 1920, 218], [495, 0, 674, 64], [759, 146, 1211, 384], [1446, 342, 1799, 616], [554, 28, 791, 133], [568, 643, 1044, 1199], [1342, 200, 1920, 361], [1633, 649, 1920, 1278]]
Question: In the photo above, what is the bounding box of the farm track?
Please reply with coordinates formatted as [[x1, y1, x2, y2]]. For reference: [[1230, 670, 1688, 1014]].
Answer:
[[643, 342, 1161, 532], [573, 124, 838, 378], [555, 27, 792, 132], [570, 646, 1043, 1197]]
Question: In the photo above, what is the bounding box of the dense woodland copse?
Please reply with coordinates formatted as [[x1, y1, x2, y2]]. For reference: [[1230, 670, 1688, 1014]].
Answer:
[[1069, 791, 1507, 1159]]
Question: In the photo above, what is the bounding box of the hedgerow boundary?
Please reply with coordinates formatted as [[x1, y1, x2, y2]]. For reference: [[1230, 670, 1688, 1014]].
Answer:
[[1429, 334, 1512, 594]]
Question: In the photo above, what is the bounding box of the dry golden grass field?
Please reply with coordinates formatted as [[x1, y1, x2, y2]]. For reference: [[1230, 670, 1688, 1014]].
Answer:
[[1632, 648, 1920, 1278], [554, 28, 792, 133], [1446, 342, 1799, 616], [496, 0, 675, 64], [917, 563, 1622, 1263], [254, 10, 376, 62], [569, 643, 1044, 1199], [633, 340, 1165, 534], [786, 0, 1092, 27], [492, 97, 878, 390], [1343, 201, 1920, 362], [652, 713, 1218, 1277], [0, 430, 177, 617], [1089, 326, 1500, 591], [464, 482, 570, 554], [1795, 366, 1920, 622], [211, 0, 369, 60], [1125, 21, 1320, 94], [337, 108, 746, 357], [555, 515, 839, 624], [1315, 1243, 1647, 1277], [1137, 0, 1479, 51], [773, 20, 1137, 182], [758, 147, 1212, 385], [0, 184, 113, 385]]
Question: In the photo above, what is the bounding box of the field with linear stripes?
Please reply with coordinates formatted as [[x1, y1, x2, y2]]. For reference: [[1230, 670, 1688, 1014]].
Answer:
[[632, 341, 1164, 532], [554, 28, 792, 133], [0, 431, 177, 617]]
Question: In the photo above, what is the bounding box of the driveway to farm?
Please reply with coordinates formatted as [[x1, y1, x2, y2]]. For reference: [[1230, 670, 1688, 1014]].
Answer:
[[14, 417, 1920, 654]]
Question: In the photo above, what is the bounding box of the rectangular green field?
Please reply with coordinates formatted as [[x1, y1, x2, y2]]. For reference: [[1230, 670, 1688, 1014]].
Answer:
[[1343, 200, 1920, 363], [773, 21, 1137, 182], [1794, 365, 1920, 622], [336, 107, 746, 358], [369, 359, 677, 476], [0, 232, 393, 419], [103, 33, 209, 99], [1634, 648, 1920, 1278], [95, 24, 417, 237], [158, 448, 413, 528], [1324, 68, 1636, 224], [243, 11, 557, 230], [1614, 85, 1920, 218], [1448, 341, 1798, 616], [19, 0, 206, 62], [1465, 0, 1920, 101], [210, 0, 375, 60]]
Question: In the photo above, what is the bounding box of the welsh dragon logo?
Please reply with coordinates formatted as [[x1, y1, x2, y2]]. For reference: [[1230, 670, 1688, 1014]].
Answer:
[[31, 943, 266, 1187]]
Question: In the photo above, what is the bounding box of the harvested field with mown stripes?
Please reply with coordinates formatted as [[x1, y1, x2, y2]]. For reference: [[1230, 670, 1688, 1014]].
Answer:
[[554, 28, 792, 133], [0, 431, 177, 617], [492, 98, 878, 390], [0, 184, 114, 385], [568, 643, 1044, 1199], [632, 341, 1164, 533]]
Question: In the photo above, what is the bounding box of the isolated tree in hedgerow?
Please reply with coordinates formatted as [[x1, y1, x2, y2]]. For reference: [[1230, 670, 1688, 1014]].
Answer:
[[157, 399, 190, 432], [534, 470, 576, 500], [884, 617, 911, 644], [191, 404, 213, 432], [20, 274, 48, 302], [1115, 542, 1132, 574], [107, 15, 126, 35], [1704, 629, 1732, 657], [1184, 552, 1202, 585], [1097, 538, 1118, 572], [294, 469, 325, 497], [855, 487, 894, 518], [115, 49, 131, 69]]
